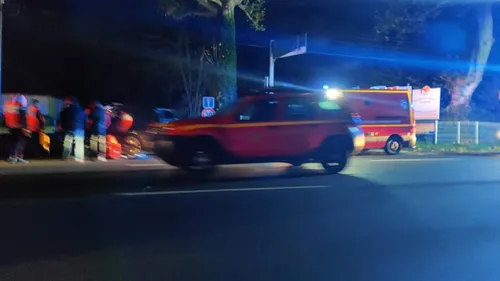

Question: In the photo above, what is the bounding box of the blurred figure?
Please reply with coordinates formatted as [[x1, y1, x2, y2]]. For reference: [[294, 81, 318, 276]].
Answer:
[[109, 103, 133, 134], [88, 100, 107, 161], [58, 97, 85, 162], [27, 99, 46, 158], [3, 94, 30, 163]]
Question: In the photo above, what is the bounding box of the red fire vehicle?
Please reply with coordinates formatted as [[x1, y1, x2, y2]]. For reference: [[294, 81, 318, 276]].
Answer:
[[328, 86, 416, 155], [151, 87, 364, 175]]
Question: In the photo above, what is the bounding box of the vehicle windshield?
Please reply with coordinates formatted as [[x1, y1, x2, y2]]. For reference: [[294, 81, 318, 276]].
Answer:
[[152, 109, 178, 122], [216, 100, 242, 116]]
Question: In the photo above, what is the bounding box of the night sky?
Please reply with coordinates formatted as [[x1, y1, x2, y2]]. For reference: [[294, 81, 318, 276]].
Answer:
[[3, 0, 500, 116]]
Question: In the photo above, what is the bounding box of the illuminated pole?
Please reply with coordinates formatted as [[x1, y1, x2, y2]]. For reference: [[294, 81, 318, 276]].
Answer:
[[0, 0, 4, 95], [269, 40, 275, 87], [268, 33, 307, 88]]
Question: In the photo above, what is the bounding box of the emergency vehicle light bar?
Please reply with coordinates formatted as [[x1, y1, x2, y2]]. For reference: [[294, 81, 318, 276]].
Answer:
[[247, 87, 319, 95]]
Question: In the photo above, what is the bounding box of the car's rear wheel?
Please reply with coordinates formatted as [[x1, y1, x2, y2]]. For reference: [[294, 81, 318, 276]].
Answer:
[[384, 136, 402, 155]]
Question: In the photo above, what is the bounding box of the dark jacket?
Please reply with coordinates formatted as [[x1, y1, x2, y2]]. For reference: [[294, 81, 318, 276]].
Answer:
[[18, 106, 27, 129], [58, 103, 85, 132], [89, 104, 107, 135]]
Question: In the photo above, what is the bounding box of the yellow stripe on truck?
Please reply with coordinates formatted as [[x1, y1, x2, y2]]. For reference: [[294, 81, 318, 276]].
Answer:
[[156, 120, 346, 131]]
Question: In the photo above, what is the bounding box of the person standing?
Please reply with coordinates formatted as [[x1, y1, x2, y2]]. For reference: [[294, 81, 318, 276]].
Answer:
[[59, 97, 85, 162], [27, 99, 46, 158], [3, 94, 30, 163], [88, 100, 107, 161]]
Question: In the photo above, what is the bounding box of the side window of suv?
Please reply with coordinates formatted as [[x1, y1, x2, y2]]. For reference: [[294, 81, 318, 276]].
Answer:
[[284, 97, 317, 120], [238, 99, 278, 122]]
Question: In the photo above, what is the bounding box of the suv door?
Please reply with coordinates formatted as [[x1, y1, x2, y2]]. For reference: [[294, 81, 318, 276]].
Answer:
[[279, 96, 319, 155], [226, 98, 281, 158]]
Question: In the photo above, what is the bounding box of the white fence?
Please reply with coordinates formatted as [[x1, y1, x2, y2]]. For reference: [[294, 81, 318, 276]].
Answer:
[[418, 121, 500, 145]]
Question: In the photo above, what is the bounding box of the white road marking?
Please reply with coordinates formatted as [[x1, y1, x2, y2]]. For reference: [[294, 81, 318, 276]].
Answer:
[[125, 163, 166, 167], [369, 158, 456, 162], [115, 185, 329, 196]]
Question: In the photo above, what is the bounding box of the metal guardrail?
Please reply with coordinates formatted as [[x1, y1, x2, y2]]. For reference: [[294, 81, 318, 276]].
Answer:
[[418, 121, 500, 145]]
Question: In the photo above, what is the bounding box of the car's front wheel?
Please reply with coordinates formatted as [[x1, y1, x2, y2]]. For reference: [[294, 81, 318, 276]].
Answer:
[[183, 142, 217, 177], [319, 137, 350, 174]]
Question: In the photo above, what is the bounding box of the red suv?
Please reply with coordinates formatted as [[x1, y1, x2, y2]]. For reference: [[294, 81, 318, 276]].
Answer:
[[152, 89, 364, 175]]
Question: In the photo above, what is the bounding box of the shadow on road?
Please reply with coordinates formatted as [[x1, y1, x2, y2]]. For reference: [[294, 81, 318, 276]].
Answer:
[[0, 173, 385, 272], [0, 165, 347, 199]]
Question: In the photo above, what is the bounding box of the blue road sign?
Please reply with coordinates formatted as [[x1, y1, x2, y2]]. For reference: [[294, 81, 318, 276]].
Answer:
[[202, 96, 215, 109]]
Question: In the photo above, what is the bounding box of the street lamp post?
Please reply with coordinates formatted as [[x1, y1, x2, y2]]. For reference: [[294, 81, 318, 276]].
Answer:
[[0, 0, 4, 95], [267, 34, 307, 88], [269, 40, 275, 87]]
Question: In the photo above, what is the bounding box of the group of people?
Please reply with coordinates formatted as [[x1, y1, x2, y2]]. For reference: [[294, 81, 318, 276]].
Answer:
[[2, 94, 132, 164], [58, 97, 108, 163], [2, 94, 44, 163]]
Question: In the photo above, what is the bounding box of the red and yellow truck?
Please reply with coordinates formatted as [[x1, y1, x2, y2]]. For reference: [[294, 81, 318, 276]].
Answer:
[[331, 86, 416, 154]]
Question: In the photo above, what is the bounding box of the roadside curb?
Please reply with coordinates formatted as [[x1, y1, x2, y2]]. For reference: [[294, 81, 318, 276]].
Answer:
[[438, 152, 500, 156], [413, 151, 500, 157]]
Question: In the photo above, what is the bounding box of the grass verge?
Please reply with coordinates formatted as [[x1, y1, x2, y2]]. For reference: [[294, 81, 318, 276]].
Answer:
[[415, 143, 500, 154]]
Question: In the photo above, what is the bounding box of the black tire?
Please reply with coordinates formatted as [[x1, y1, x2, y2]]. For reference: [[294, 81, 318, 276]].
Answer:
[[319, 137, 350, 174], [321, 151, 348, 174], [384, 136, 402, 155], [183, 141, 217, 178], [123, 134, 143, 157]]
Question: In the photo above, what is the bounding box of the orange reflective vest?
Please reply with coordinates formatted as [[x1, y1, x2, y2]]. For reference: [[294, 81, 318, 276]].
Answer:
[[27, 105, 45, 132], [3, 100, 21, 129], [116, 111, 133, 133]]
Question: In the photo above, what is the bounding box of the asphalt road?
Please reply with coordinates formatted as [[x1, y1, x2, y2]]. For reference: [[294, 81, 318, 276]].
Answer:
[[2, 153, 500, 281]]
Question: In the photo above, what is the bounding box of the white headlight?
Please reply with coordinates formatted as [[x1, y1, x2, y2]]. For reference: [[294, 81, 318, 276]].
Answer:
[[325, 89, 340, 99]]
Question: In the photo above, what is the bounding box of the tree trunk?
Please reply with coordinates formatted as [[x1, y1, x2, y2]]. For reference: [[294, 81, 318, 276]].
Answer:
[[219, 6, 237, 107], [447, 4, 494, 120]]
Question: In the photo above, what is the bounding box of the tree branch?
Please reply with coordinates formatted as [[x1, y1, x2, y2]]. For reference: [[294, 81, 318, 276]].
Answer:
[[467, 4, 494, 84], [160, 0, 218, 19], [177, 37, 191, 109], [197, 0, 221, 14], [238, 0, 265, 31]]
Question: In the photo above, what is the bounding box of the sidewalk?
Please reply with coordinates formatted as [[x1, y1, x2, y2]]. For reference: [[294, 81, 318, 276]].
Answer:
[[0, 156, 170, 176]]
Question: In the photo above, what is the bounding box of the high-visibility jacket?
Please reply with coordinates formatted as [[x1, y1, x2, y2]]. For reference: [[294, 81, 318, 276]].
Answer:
[[27, 105, 45, 132], [3, 100, 21, 129], [116, 111, 133, 133]]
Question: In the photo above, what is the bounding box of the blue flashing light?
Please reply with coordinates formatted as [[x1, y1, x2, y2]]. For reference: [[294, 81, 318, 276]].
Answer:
[[323, 85, 329, 90]]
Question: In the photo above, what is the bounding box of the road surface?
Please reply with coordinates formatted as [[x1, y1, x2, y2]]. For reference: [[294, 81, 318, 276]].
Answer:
[[2, 153, 500, 281]]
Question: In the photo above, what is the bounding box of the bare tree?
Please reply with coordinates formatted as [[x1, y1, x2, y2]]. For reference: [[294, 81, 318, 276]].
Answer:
[[374, 2, 495, 120], [159, 0, 266, 106], [177, 34, 207, 117]]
